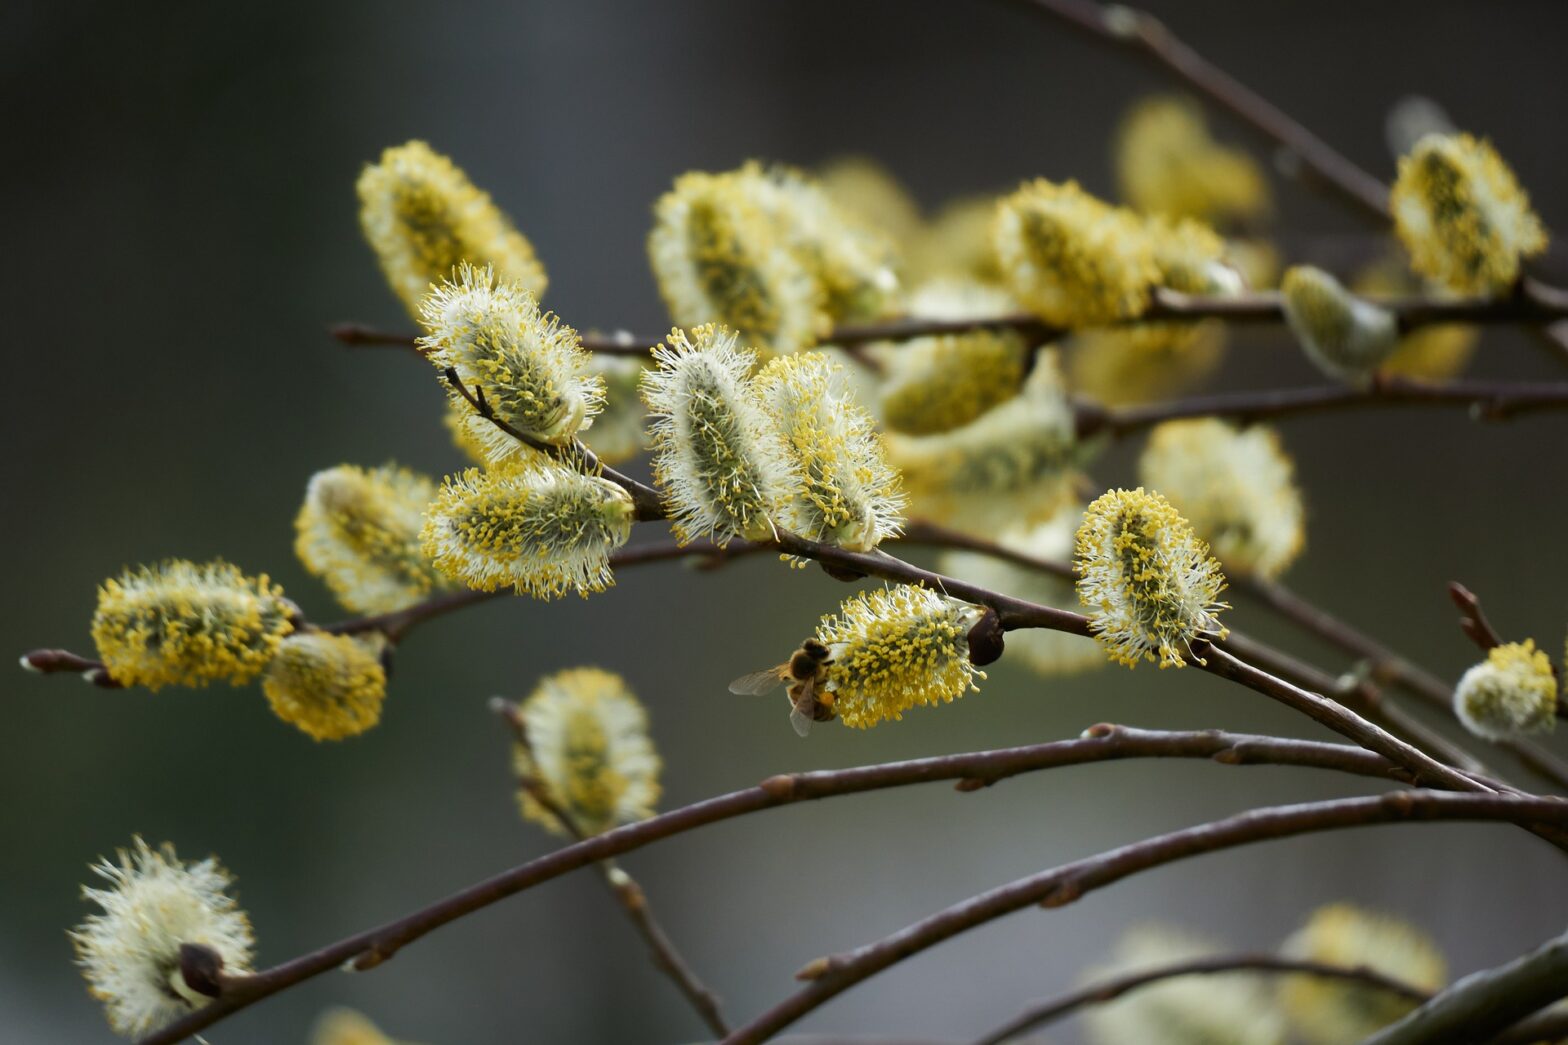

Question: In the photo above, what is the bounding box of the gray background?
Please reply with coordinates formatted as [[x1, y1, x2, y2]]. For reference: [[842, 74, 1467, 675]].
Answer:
[[4, 1, 1567, 1041]]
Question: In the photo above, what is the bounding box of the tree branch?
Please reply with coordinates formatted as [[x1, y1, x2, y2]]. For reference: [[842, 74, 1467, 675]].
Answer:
[[719, 791, 1568, 1045], [131, 724, 1412, 1044], [1363, 926, 1568, 1045], [969, 953, 1431, 1045]]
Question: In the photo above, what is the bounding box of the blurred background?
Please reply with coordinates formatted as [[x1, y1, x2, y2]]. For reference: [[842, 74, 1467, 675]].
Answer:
[[5, 0, 1568, 1041]]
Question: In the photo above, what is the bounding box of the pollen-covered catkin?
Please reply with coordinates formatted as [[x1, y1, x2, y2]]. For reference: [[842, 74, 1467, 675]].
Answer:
[[648, 170, 828, 355], [580, 354, 651, 465], [90, 561, 295, 690], [992, 178, 1159, 327], [1354, 258, 1477, 381], [1083, 926, 1288, 1045], [1453, 639, 1558, 740], [754, 352, 903, 551], [310, 1008, 404, 1045], [357, 140, 547, 318], [1280, 265, 1398, 382], [261, 632, 389, 741], [513, 667, 661, 837], [1138, 419, 1304, 580], [419, 263, 603, 460], [886, 350, 1084, 533], [71, 838, 254, 1037], [1391, 132, 1547, 294], [1115, 95, 1271, 225], [816, 585, 985, 728], [1278, 903, 1447, 1045], [733, 161, 901, 322], [641, 325, 794, 545], [1075, 487, 1228, 668], [421, 465, 635, 599], [294, 464, 447, 614]]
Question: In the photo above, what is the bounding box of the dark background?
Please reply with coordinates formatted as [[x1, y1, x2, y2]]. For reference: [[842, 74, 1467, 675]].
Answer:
[[5, 1, 1567, 1041]]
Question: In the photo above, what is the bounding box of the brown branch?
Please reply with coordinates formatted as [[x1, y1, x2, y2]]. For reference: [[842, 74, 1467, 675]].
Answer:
[[1450, 581, 1504, 653], [493, 700, 730, 1037], [1239, 576, 1568, 792], [969, 953, 1431, 1045], [719, 791, 1568, 1045], [331, 287, 1568, 360], [1073, 374, 1568, 440], [1012, 0, 1388, 219], [132, 724, 1413, 1044]]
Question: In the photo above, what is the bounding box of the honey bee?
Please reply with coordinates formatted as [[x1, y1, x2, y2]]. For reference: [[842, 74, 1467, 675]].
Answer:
[[729, 638, 835, 737]]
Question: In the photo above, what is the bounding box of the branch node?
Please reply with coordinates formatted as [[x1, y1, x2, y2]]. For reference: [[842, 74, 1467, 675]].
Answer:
[[954, 777, 992, 793], [1080, 722, 1119, 739], [1039, 879, 1083, 909], [794, 956, 834, 981], [966, 608, 1006, 667], [176, 943, 226, 1000], [759, 774, 797, 800], [1449, 582, 1503, 652]]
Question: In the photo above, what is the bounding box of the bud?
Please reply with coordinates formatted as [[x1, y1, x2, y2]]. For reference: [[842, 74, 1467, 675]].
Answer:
[[262, 632, 389, 741], [419, 264, 603, 461], [513, 667, 661, 837], [754, 352, 904, 552], [640, 325, 794, 545], [1280, 265, 1398, 382], [1354, 258, 1477, 381], [294, 464, 447, 614], [1279, 903, 1447, 1044], [939, 505, 1104, 677], [1138, 419, 1304, 580], [1391, 132, 1546, 294], [91, 561, 295, 690], [1075, 488, 1228, 668], [992, 178, 1159, 327], [734, 161, 901, 322], [420, 465, 635, 599], [1083, 926, 1287, 1045], [357, 140, 547, 319], [71, 838, 254, 1037], [648, 170, 828, 355], [1115, 95, 1271, 225], [816, 585, 985, 729], [886, 350, 1084, 533], [1453, 639, 1558, 740]]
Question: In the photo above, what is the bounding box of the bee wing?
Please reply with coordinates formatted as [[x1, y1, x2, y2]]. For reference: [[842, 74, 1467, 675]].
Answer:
[[729, 669, 786, 696], [789, 704, 814, 738]]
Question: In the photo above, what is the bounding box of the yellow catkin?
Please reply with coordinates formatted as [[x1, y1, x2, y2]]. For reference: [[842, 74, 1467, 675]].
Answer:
[[817, 155, 924, 249], [357, 140, 547, 319], [310, 1008, 410, 1045], [1279, 903, 1447, 1045], [1138, 419, 1305, 579], [648, 170, 828, 355], [1354, 258, 1478, 380], [1075, 488, 1228, 668], [879, 329, 1027, 435], [908, 195, 1006, 285], [1391, 132, 1547, 294], [90, 561, 295, 690], [816, 585, 984, 728], [1280, 265, 1397, 382], [294, 464, 447, 615], [754, 351, 904, 551], [261, 632, 389, 741], [1453, 639, 1558, 740], [992, 179, 1159, 328], [513, 667, 661, 837], [1115, 95, 1271, 225]]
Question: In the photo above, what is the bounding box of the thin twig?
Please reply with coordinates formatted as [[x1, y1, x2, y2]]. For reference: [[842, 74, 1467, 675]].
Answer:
[[718, 792, 1568, 1045], [969, 953, 1431, 1045], [132, 725, 1416, 1044], [1450, 581, 1504, 652], [493, 700, 730, 1037]]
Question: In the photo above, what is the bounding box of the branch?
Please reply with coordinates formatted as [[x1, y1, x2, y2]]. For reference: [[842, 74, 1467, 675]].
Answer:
[[1450, 581, 1504, 652], [131, 724, 1410, 1044], [492, 699, 730, 1037], [1239, 576, 1568, 792], [719, 791, 1568, 1045], [1363, 927, 1568, 1045], [969, 953, 1431, 1045], [1013, 0, 1388, 219]]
